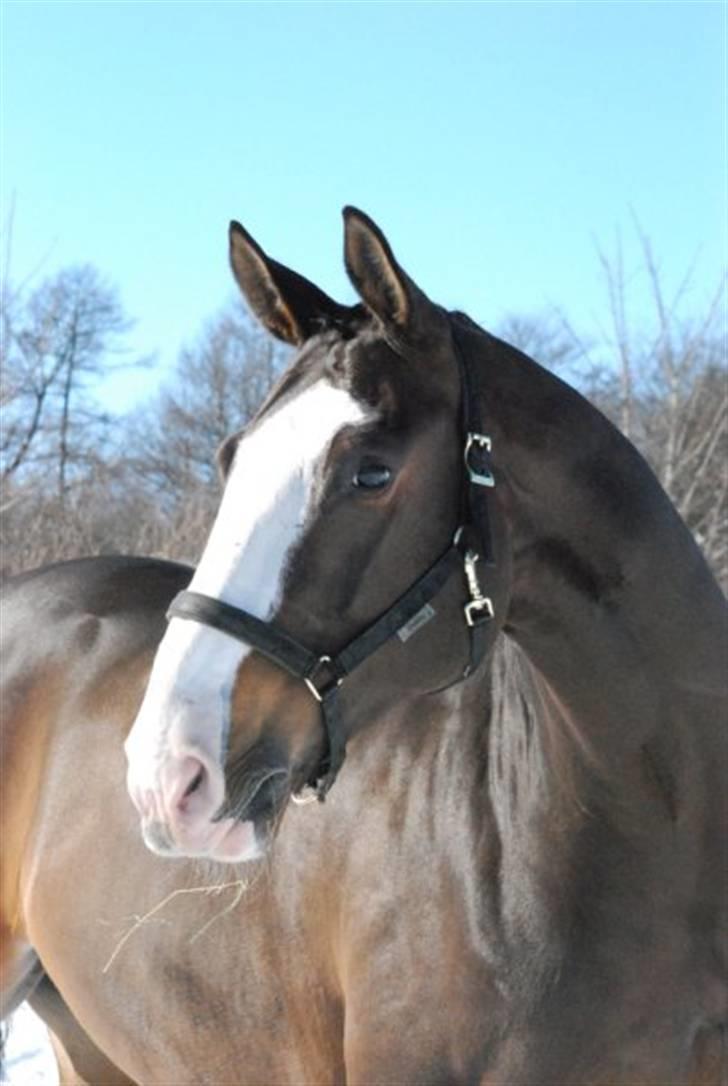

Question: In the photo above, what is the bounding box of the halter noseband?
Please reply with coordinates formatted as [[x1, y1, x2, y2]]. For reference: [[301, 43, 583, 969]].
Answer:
[[166, 320, 496, 800]]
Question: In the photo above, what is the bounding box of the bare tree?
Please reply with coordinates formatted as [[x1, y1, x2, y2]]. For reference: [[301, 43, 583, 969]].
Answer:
[[497, 311, 588, 375], [0, 261, 144, 578], [1, 265, 134, 499], [0, 291, 289, 579], [125, 301, 289, 516], [2, 238, 723, 592], [564, 232, 725, 588]]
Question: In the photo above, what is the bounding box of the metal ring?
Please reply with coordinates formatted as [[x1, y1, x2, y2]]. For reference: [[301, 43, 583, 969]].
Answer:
[[303, 655, 343, 702], [291, 788, 319, 806]]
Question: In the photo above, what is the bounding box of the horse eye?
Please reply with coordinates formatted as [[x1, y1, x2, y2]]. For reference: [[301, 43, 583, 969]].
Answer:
[[353, 464, 392, 490]]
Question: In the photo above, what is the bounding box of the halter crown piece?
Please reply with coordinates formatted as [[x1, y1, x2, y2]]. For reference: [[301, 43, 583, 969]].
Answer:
[[166, 320, 496, 800]]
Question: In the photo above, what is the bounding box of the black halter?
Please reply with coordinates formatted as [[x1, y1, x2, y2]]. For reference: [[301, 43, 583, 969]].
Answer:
[[166, 320, 496, 799]]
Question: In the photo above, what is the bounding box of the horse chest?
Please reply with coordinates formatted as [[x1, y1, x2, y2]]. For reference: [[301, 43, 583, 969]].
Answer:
[[323, 801, 715, 1085]]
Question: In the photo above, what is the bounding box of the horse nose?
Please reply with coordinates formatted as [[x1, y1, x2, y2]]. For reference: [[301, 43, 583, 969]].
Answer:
[[160, 752, 226, 825]]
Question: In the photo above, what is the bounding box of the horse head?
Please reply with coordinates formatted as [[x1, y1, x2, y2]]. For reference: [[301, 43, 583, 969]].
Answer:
[[124, 209, 509, 862]]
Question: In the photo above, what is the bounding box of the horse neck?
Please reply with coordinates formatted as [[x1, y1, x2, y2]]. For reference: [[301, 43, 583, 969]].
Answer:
[[469, 327, 726, 770]]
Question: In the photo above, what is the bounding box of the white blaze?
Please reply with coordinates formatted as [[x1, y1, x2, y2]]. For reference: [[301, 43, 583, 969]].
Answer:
[[125, 380, 368, 794]]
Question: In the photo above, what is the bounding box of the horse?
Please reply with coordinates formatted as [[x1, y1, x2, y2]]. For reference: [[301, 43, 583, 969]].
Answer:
[[1, 208, 725, 1085]]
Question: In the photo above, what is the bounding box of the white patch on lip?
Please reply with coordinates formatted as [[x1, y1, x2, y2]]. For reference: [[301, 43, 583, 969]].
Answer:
[[125, 378, 370, 818], [142, 814, 261, 864]]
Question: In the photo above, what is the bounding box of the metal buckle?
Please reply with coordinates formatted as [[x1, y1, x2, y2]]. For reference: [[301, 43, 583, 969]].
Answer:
[[464, 596, 495, 627], [464, 432, 495, 487], [304, 655, 342, 702], [462, 549, 494, 626]]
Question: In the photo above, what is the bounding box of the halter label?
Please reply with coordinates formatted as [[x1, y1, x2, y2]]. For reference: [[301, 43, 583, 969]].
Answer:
[[396, 604, 436, 643]]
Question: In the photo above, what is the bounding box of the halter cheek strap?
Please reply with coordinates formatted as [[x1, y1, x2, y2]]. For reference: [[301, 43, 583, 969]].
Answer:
[[165, 320, 496, 799]]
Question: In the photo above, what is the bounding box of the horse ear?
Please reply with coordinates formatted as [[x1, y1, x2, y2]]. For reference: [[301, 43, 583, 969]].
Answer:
[[342, 207, 435, 339], [229, 221, 345, 346]]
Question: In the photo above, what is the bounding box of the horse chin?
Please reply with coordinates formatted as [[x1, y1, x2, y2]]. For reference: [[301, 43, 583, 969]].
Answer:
[[140, 813, 264, 865]]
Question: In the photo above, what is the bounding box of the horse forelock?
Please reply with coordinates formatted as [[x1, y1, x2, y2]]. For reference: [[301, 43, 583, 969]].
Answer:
[[251, 320, 457, 463]]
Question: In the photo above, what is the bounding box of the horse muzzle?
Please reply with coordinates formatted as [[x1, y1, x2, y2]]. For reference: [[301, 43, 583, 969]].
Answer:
[[127, 748, 269, 864]]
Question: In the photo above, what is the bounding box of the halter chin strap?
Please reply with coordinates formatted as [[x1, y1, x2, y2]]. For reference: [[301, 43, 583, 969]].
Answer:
[[165, 320, 496, 800]]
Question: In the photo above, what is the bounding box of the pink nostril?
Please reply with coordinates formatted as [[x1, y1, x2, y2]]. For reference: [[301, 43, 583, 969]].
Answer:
[[165, 754, 223, 822], [183, 764, 205, 800]]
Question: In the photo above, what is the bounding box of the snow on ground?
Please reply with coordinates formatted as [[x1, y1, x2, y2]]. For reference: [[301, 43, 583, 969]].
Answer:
[[1, 1004, 58, 1085]]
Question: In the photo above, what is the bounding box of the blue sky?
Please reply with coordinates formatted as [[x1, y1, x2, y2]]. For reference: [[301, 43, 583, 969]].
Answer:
[[2, 1, 725, 410]]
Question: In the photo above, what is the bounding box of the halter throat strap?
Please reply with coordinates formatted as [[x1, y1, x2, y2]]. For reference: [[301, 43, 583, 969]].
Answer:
[[165, 319, 496, 799]]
